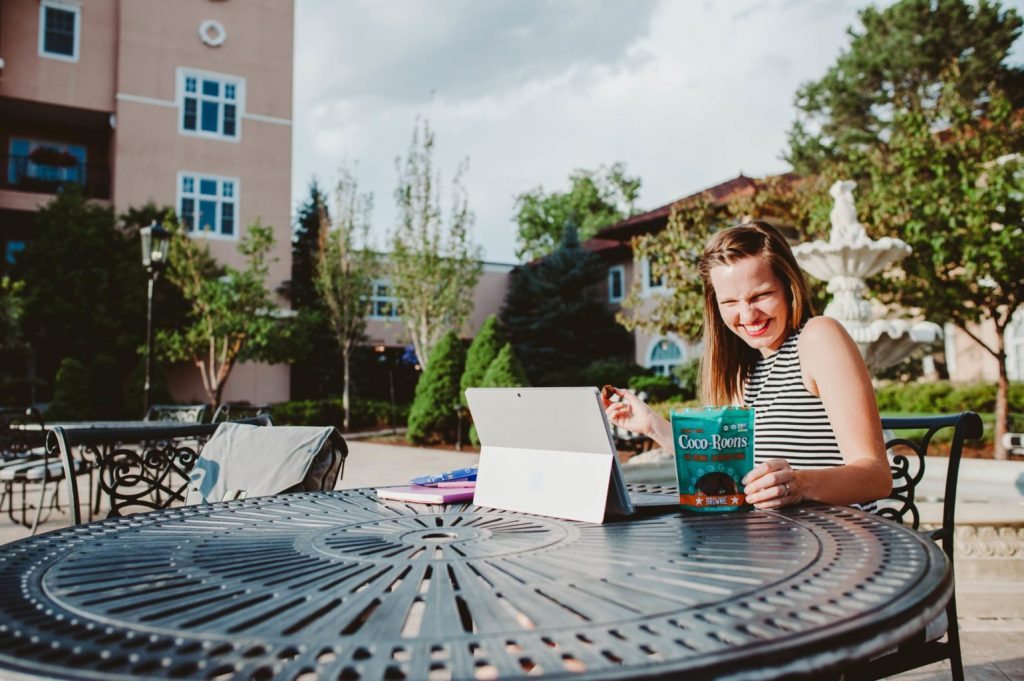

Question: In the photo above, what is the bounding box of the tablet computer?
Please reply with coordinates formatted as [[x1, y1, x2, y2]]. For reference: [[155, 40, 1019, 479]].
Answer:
[[465, 386, 676, 522]]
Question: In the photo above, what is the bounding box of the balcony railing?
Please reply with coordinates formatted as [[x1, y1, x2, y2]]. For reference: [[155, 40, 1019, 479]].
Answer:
[[2, 153, 111, 200]]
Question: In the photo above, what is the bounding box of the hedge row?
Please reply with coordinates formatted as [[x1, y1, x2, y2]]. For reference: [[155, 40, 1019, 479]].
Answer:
[[873, 381, 1023, 415], [270, 398, 409, 432], [649, 381, 1023, 425]]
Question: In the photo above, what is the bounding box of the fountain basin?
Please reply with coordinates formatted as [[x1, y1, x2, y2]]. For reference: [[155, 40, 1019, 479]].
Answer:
[[791, 238, 912, 281]]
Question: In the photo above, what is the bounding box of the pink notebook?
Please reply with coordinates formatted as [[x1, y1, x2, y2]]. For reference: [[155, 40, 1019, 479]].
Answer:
[[375, 485, 475, 504]]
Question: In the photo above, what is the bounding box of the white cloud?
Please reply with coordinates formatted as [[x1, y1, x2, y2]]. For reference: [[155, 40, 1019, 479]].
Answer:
[[293, 0, 1024, 263]]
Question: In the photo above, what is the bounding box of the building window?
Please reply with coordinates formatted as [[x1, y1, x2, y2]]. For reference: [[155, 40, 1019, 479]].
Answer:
[[648, 337, 683, 377], [177, 68, 244, 140], [7, 137, 87, 189], [641, 258, 665, 292], [369, 279, 400, 320], [1008, 309, 1024, 381], [5, 241, 26, 266], [39, 1, 80, 62], [608, 265, 625, 303], [177, 172, 238, 238]]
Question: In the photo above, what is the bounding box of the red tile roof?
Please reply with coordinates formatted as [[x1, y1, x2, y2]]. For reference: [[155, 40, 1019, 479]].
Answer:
[[590, 172, 800, 244]]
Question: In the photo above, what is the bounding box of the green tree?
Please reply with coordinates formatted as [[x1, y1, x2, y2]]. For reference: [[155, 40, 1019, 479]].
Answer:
[[786, 0, 1024, 457], [290, 180, 340, 400], [865, 77, 1024, 457], [787, 0, 1024, 174], [407, 329, 466, 444], [459, 314, 505, 407], [46, 358, 91, 420], [13, 187, 145, 401], [89, 353, 121, 419], [514, 162, 641, 261], [390, 117, 482, 371], [158, 218, 286, 408], [0, 277, 33, 404], [618, 174, 833, 345], [468, 342, 529, 446], [480, 343, 529, 388], [292, 179, 330, 311], [124, 354, 171, 417], [315, 165, 379, 430], [617, 196, 719, 343], [501, 223, 632, 385]]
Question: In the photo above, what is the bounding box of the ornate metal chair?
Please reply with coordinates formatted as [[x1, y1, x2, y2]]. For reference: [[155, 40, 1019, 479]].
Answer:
[[845, 411, 983, 681], [144, 403, 210, 423], [0, 406, 72, 532], [48, 415, 272, 524]]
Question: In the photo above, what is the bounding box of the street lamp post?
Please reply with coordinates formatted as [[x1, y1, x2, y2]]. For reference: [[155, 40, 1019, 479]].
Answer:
[[140, 221, 171, 416], [375, 345, 398, 433]]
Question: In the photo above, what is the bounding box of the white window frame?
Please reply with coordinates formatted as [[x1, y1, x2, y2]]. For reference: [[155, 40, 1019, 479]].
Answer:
[[607, 265, 625, 303], [368, 279, 400, 320], [640, 257, 666, 294], [176, 171, 239, 240], [646, 336, 685, 377], [38, 0, 81, 63], [175, 67, 245, 142]]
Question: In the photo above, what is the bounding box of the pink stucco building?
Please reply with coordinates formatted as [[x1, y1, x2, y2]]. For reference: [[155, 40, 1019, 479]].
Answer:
[[1, 0, 294, 404]]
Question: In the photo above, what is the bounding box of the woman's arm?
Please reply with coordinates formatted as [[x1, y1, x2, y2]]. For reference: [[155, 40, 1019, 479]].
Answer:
[[604, 387, 674, 451], [743, 316, 892, 508]]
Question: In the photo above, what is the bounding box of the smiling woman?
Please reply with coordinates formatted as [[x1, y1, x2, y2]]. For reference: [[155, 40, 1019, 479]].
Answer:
[[605, 221, 892, 511]]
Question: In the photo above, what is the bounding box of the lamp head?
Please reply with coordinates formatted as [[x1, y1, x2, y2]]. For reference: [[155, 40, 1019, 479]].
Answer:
[[140, 221, 171, 272]]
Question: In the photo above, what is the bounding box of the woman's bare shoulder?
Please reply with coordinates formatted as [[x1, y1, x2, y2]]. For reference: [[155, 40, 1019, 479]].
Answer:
[[800, 316, 851, 344], [798, 317, 862, 367]]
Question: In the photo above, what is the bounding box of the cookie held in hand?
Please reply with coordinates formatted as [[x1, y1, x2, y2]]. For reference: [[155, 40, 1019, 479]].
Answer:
[[601, 384, 617, 406]]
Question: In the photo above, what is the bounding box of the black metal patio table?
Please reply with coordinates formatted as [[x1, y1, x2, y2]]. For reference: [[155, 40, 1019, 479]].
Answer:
[[12, 420, 176, 432], [0, 488, 950, 681]]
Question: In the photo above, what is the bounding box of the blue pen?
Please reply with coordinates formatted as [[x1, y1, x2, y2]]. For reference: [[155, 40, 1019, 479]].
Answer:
[[410, 467, 478, 487]]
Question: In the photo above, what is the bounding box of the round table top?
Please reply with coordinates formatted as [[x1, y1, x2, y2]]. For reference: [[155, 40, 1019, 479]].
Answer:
[[0, 489, 950, 681]]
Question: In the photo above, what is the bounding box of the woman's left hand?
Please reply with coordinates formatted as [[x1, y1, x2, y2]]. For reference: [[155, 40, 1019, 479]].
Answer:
[[742, 459, 801, 509]]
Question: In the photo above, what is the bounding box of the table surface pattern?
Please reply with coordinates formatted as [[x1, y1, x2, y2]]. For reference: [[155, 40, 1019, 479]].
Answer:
[[0, 489, 950, 681]]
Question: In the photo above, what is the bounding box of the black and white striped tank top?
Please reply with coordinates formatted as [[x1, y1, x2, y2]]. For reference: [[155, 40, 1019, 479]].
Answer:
[[743, 325, 844, 469]]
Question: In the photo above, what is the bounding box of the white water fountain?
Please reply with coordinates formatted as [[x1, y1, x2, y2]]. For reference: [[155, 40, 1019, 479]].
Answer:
[[791, 180, 942, 374]]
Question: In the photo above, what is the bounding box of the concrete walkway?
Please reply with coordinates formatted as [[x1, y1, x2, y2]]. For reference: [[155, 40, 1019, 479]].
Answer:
[[1, 440, 1021, 680]]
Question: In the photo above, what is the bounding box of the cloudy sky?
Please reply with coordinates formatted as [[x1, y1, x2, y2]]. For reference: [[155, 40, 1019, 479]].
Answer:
[[292, 0, 1024, 264]]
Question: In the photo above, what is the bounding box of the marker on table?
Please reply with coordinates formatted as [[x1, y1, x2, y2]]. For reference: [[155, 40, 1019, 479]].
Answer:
[[409, 467, 478, 487]]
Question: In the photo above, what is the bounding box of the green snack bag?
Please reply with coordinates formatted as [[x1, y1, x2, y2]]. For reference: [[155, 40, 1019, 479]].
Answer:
[[671, 406, 755, 512]]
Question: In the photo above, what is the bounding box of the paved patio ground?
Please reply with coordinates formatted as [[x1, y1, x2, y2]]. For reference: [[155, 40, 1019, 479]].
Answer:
[[1, 439, 1021, 680]]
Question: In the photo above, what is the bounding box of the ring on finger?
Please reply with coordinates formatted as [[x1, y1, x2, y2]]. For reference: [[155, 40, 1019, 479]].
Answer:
[[782, 482, 790, 495]]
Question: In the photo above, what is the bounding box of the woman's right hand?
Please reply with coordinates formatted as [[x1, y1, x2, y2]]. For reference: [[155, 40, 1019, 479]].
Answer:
[[603, 386, 671, 448]]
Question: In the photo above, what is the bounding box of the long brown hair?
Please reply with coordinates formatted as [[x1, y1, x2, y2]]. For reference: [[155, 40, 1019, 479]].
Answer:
[[698, 221, 813, 405]]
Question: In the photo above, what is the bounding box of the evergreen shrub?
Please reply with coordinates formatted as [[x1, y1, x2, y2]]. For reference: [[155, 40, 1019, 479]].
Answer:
[[627, 374, 683, 403], [470, 343, 529, 446], [672, 358, 701, 401], [90, 354, 122, 419], [407, 331, 466, 444], [46, 358, 92, 420], [577, 357, 644, 391], [480, 343, 529, 388], [460, 315, 505, 406], [123, 356, 172, 420], [874, 380, 1023, 414], [270, 398, 409, 431]]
